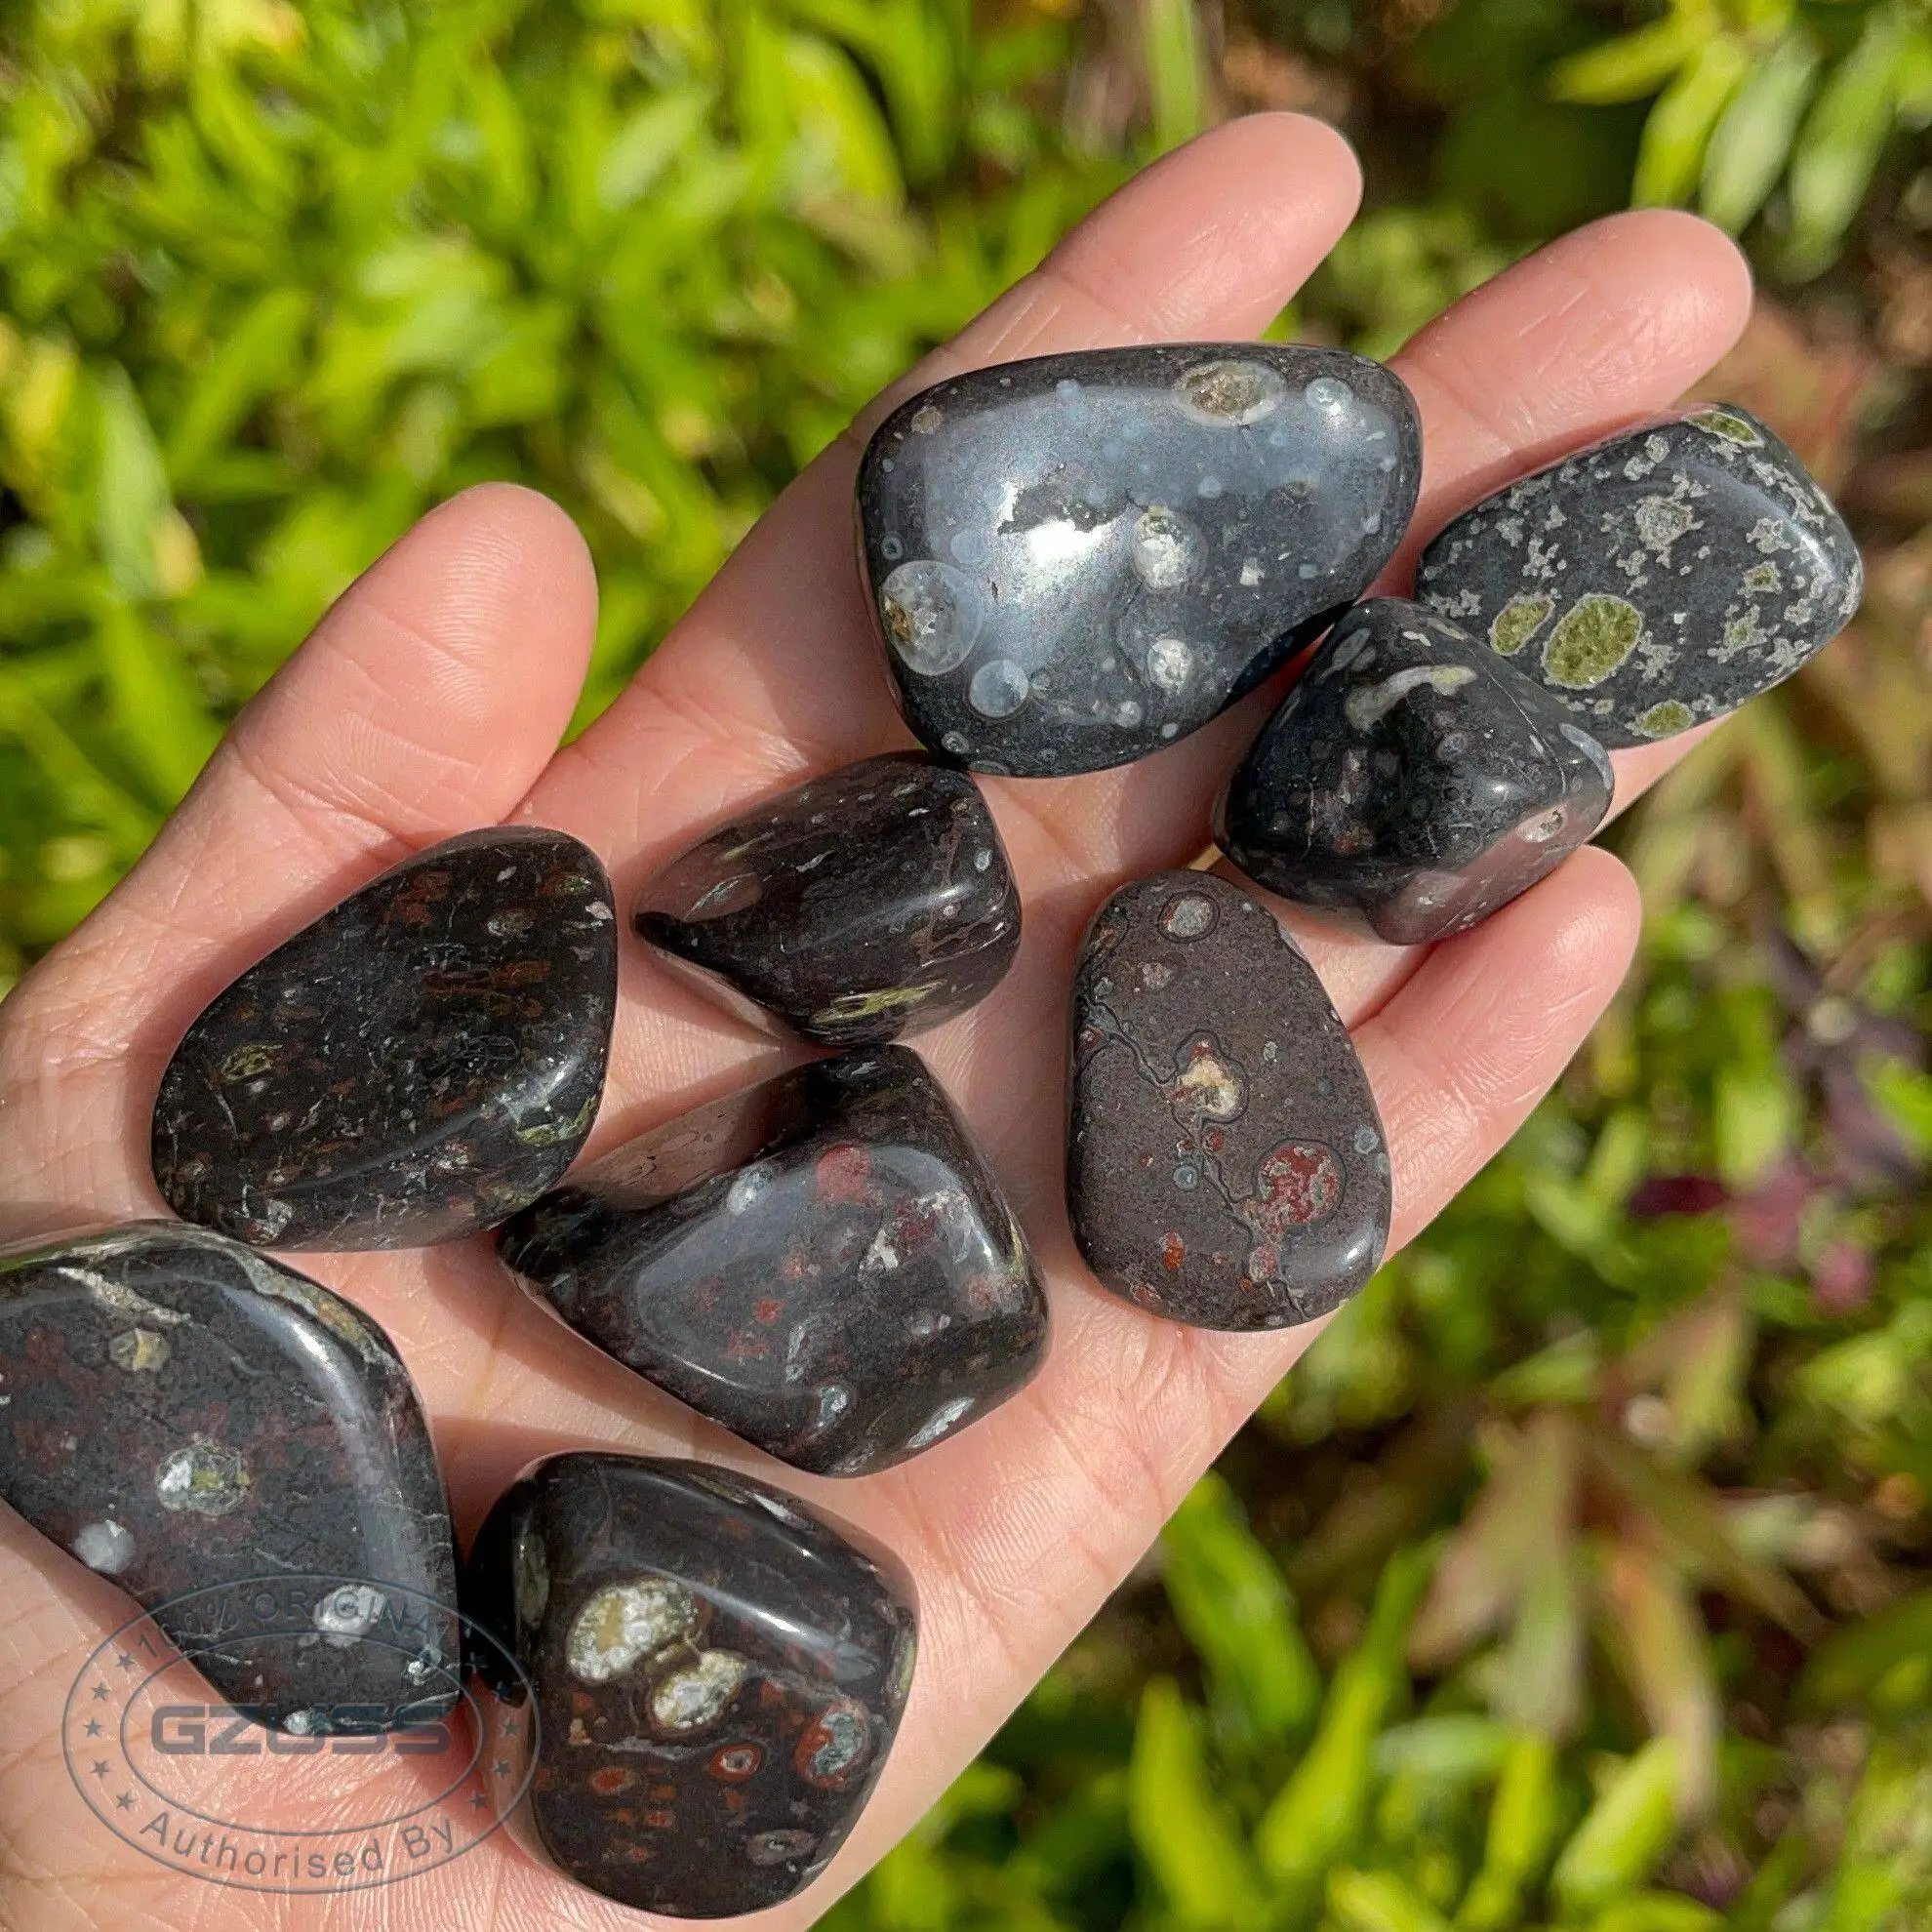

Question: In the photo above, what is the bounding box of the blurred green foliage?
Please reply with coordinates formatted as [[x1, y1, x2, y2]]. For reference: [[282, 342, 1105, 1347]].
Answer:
[[3, 0, 1931, 1927]]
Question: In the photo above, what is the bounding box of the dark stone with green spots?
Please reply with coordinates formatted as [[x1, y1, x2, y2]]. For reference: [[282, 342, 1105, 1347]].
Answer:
[[1416, 404, 1861, 748], [152, 828, 618, 1250]]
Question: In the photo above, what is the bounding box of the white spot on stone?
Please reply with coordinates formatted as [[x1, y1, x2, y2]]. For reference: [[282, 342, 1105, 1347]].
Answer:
[[905, 1394, 977, 1450], [1345, 664, 1476, 731], [1146, 636, 1194, 692], [879, 560, 981, 675], [651, 1650, 749, 1732], [72, 1520, 135, 1575], [313, 1584, 387, 1648], [1173, 358, 1287, 425], [568, 1578, 699, 1684], [726, 1164, 776, 1216], [969, 659, 1030, 719], [1130, 505, 1203, 589], [1304, 376, 1352, 412], [1160, 893, 1217, 941], [155, 1440, 249, 1516]]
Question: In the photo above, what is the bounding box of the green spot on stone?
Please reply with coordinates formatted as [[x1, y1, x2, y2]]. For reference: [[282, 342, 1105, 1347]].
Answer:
[[1490, 593, 1553, 657], [1631, 700, 1696, 739], [1542, 594, 1642, 689], [812, 983, 941, 1027], [1692, 407, 1762, 447]]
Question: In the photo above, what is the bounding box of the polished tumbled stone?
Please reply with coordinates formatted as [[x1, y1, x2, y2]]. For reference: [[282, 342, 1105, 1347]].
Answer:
[[857, 345, 1423, 778], [153, 826, 618, 1250], [633, 754, 1021, 1047], [463, 1451, 915, 1918], [1067, 872, 1389, 1329], [0, 1224, 457, 1730], [1416, 403, 1862, 748], [499, 1045, 1047, 1475], [1216, 598, 1615, 945]]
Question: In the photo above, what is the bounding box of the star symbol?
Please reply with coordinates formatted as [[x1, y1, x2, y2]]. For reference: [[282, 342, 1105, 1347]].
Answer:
[[500, 1720, 517, 1737], [493, 1759, 510, 1779], [114, 1792, 135, 1812], [116, 1653, 137, 1671], [92, 1760, 109, 1779], [469, 1791, 489, 1811], [90, 1682, 110, 1702], [83, 1718, 102, 1738]]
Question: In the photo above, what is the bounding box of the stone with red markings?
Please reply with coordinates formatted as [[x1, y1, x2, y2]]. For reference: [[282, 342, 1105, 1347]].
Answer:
[[1067, 870, 1389, 1329], [462, 1452, 914, 1918], [497, 1046, 1047, 1474]]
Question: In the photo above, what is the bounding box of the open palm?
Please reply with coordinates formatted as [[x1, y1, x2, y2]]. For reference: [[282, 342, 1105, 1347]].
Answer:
[[0, 116, 1755, 1930]]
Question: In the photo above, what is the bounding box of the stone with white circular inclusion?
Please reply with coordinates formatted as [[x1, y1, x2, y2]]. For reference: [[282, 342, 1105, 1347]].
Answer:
[[462, 1452, 915, 1919], [857, 345, 1423, 777]]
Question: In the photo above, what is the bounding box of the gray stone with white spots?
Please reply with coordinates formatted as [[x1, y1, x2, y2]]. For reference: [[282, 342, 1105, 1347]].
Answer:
[[1216, 599, 1614, 944], [1416, 403, 1861, 748], [856, 345, 1423, 778]]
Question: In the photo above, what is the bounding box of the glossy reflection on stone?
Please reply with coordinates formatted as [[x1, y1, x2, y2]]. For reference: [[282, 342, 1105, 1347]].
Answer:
[[0, 1224, 458, 1730], [857, 345, 1423, 778], [463, 1452, 915, 1918], [1216, 598, 1614, 945], [498, 1046, 1047, 1475], [1417, 403, 1862, 748], [1067, 872, 1389, 1329], [633, 754, 1021, 1047], [153, 827, 619, 1250]]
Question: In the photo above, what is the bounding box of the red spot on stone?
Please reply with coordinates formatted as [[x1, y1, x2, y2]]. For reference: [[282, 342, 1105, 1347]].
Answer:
[[754, 1298, 783, 1324], [709, 1744, 762, 1783], [1161, 1233, 1186, 1270], [817, 1144, 873, 1204], [642, 1809, 674, 1831], [724, 1327, 772, 1361], [1235, 1142, 1343, 1280], [589, 1766, 635, 1794], [1205, 1128, 1225, 1152]]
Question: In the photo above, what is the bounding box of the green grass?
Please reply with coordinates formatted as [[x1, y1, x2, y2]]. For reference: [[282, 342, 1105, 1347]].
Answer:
[[4, 2, 1931, 1926]]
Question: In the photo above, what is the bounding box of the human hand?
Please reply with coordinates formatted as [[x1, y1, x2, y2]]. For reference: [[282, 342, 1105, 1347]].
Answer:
[[0, 114, 1753, 1929]]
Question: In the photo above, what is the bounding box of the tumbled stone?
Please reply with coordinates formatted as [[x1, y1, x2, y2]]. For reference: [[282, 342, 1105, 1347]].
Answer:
[[857, 345, 1423, 777], [498, 1045, 1046, 1475], [153, 826, 618, 1250], [1216, 598, 1614, 945], [0, 1224, 458, 1730], [1067, 871, 1389, 1329], [1416, 403, 1862, 748], [463, 1451, 914, 1918], [633, 754, 1021, 1047]]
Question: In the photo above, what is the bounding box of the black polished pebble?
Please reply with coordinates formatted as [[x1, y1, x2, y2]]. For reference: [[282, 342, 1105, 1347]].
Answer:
[[463, 1451, 914, 1918], [152, 826, 618, 1250], [633, 754, 1021, 1047], [1416, 403, 1862, 748], [857, 345, 1423, 778], [1067, 871, 1389, 1330], [1216, 598, 1615, 945], [0, 1224, 457, 1730], [498, 1045, 1046, 1476]]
